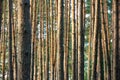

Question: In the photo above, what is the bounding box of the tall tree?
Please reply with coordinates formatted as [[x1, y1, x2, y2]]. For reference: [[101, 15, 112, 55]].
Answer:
[[64, 0, 70, 80], [2, 10, 5, 80], [103, 0, 111, 79], [78, 0, 85, 80], [39, 0, 43, 80], [50, 0, 54, 80], [54, 1, 58, 79], [2, 1, 6, 80], [57, 0, 64, 80], [17, 0, 31, 80], [112, 0, 120, 80], [88, 0, 95, 80], [97, 13, 104, 80], [75, 0, 78, 79], [92, 0, 100, 79], [45, 0, 49, 80], [30, 0, 37, 79], [12, 1, 18, 79], [8, 0, 14, 79], [71, 0, 76, 79]]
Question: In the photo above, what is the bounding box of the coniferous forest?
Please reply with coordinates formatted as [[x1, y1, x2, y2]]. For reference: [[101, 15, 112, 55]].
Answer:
[[0, 0, 120, 80]]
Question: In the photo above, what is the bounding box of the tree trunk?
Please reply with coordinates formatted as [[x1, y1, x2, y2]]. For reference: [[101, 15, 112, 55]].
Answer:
[[34, 39, 38, 80], [92, 0, 100, 80], [13, 1, 18, 79], [112, 0, 120, 80], [13, 16, 17, 80], [98, 19, 104, 80], [103, 0, 111, 79], [71, 0, 76, 79], [30, 0, 37, 79], [88, 0, 95, 80], [39, 0, 43, 80], [2, 13, 5, 80], [64, 0, 70, 80], [17, 0, 31, 80], [57, 0, 64, 80], [78, 0, 85, 80], [45, 0, 49, 80], [50, 0, 54, 80], [8, 0, 14, 79]]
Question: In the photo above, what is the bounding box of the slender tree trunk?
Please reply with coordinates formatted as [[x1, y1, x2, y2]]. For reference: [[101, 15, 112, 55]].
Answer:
[[17, 0, 31, 80], [30, 0, 37, 79], [75, 0, 79, 79], [2, 1, 6, 80], [112, 0, 120, 80], [57, 0, 64, 80], [64, 0, 70, 80], [67, 0, 70, 79], [50, 0, 54, 80], [92, 0, 100, 80], [100, 0, 111, 80], [103, 0, 111, 79], [13, 16, 17, 80], [87, 21, 92, 80], [8, 0, 14, 79], [98, 20, 104, 80], [13, 1, 18, 79], [103, 0, 110, 53], [39, 0, 43, 80], [40, 1, 44, 80], [45, 0, 49, 80], [88, 0, 95, 80], [71, 0, 76, 79], [53, 0, 57, 79], [78, 0, 85, 80], [2, 12, 5, 80], [100, 0, 107, 80], [54, 1, 58, 80]]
